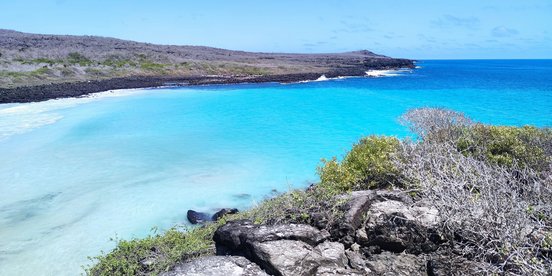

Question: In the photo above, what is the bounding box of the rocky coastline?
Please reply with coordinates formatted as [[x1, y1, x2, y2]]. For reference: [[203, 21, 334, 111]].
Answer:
[[164, 190, 488, 276], [0, 29, 414, 104], [0, 61, 413, 104]]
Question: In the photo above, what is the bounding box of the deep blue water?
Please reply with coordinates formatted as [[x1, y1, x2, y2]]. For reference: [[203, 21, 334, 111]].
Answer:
[[0, 60, 551, 275]]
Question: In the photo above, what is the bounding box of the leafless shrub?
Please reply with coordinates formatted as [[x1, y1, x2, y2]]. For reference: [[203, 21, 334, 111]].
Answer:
[[400, 142, 551, 273], [395, 108, 552, 274], [400, 107, 473, 142]]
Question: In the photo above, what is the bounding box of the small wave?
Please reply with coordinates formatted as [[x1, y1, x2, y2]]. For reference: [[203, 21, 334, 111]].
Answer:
[[365, 68, 411, 78], [295, 75, 349, 84], [315, 75, 329, 81], [0, 88, 148, 141]]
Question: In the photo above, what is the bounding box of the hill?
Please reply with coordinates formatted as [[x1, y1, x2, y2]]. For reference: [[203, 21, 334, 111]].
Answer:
[[0, 29, 414, 103]]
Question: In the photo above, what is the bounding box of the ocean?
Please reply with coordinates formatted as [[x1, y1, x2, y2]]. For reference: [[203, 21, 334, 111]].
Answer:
[[0, 60, 551, 275]]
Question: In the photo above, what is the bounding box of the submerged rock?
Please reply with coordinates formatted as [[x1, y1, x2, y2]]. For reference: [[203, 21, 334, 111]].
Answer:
[[187, 210, 212, 224], [187, 208, 240, 224]]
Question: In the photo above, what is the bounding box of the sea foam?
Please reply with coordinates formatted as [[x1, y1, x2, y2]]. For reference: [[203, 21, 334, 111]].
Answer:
[[365, 68, 411, 77], [0, 88, 147, 141]]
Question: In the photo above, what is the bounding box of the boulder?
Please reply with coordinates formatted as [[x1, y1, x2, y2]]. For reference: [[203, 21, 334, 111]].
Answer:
[[365, 251, 427, 275], [332, 190, 416, 246], [214, 220, 330, 255], [345, 249, 369, 271], [187, 210, 212, 224], [213, 220, 364, 276], [250, 240, 357, 276], [162, 255, 268, 276], [212, 208, 239, 221], [187, 208, 240, 224], [250, 239, 320, 275], [360, 199, 443, 254]]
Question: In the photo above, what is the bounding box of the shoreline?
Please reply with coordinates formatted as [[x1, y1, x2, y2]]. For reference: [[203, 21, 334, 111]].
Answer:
[[0, 66, 414, 104]]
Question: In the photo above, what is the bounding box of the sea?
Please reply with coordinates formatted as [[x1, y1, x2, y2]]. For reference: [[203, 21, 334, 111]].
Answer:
[[0, 60, 551, 275]]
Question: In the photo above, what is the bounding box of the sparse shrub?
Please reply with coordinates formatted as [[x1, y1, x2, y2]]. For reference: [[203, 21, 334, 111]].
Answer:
[[400, 107, 473, 143], [140, 61, 165, 71], [26, 57, 58, 66], [397, 140, 552, 274], [403, 107, 552, 173], [85, 67, 104, 76], [67, 52, 92, 66], [86, 223, 223, 276], [102, 56, 136, 68], [238, 186, 345, 227], [318, 135, 400, 193], [31, 67, 51, 76], [396, 108, 552, 274]]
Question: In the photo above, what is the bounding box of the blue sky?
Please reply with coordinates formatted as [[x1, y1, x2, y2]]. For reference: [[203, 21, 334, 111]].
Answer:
[[0, 0, 551, 59]]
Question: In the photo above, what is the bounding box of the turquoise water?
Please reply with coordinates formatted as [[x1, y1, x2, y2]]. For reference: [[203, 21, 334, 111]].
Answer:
[[0, 60, 551, 275]]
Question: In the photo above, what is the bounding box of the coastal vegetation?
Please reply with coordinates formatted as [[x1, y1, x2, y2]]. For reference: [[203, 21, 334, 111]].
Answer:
[[87, 108, 552, 275], [0, 29, 413, 94]]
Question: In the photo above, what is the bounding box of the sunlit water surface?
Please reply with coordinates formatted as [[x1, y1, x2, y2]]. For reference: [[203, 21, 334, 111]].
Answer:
[[0, 60, 551, 275]]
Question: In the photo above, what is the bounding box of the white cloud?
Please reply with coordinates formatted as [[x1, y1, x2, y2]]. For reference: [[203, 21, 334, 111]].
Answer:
[[491, 26, 519, 37], [431, 15, 480, 29]]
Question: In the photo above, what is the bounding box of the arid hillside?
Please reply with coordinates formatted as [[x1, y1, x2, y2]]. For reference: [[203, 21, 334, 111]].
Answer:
[[0, 29, 413, 89]]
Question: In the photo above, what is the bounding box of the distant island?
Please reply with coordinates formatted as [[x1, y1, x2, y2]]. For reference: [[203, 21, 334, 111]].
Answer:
[[0, 29, 414, 103]]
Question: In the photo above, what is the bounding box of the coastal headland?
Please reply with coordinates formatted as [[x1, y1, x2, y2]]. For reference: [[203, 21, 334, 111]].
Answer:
[[0, 29, 414, 103]]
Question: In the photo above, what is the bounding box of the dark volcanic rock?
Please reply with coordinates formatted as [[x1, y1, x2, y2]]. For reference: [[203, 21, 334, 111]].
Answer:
[[161, 255, 269, 276], [331, 190, 377, 246], [331, 190, 418, 246], [212, 208, 239, 221], [214, 220, 330, 255], [361, 198, 442, 254], [187, 210, 212, 224], [187, 208, 240, 224], [167, 189, 499, 275]]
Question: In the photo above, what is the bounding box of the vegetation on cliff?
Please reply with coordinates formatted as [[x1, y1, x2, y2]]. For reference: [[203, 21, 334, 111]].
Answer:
[[87, 108, 551, 275], [0, 29, 412, 90]]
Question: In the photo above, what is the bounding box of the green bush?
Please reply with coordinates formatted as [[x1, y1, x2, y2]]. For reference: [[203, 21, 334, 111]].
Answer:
[[31, 67, 51, 75], [86, 223, 223, 276], [457, 124, 551, 171], [140, 61, 166, 71], [14, 57, 59, 65], [67, 52, 92, 66], [318, 136, 400, 193]]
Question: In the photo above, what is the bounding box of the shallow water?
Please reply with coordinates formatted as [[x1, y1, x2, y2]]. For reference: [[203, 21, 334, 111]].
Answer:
[[0, 60, 551, 275]]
